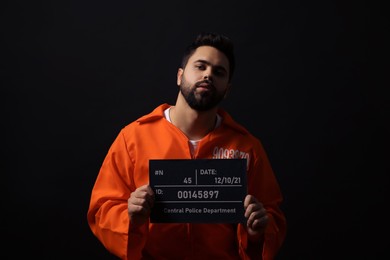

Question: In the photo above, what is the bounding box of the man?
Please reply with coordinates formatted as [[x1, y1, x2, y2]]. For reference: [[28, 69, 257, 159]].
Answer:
[[87, 32, 286, 259]]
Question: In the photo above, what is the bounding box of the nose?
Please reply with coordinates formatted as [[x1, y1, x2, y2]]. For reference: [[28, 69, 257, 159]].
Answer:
[[203, 68, 212, 80]]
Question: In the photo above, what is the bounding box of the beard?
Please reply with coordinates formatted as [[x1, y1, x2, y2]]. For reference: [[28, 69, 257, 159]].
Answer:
[[179, 76, 226, 111]]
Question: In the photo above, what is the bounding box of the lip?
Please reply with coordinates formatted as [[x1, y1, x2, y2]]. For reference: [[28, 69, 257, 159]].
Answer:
[[198, 83, 211, 88], [196, 81, 213, 89]]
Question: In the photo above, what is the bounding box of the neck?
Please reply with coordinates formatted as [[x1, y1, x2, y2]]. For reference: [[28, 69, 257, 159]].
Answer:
[[170, 94, 218, 140]]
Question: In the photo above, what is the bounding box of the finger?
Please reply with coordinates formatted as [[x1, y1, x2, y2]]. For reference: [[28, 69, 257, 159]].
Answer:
[[247, 208, 269, 230], [128, 199, 152, 218], [244, 195, 255, 209], [246, 209, 261, 227], [145, 185, 155, 197], [145, 186, 155, 207], [132, 186, 153, 200], [128, 195, 153, 214], [244, 202, 262, 218], [135, 185, 155, 207], [249, 214, 269, 231]]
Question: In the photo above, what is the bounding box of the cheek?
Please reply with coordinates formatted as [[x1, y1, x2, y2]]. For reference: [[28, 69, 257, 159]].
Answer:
[[215, 81, 229, 91], [183, 72, 199, 85], [218, 85, 230, 97]]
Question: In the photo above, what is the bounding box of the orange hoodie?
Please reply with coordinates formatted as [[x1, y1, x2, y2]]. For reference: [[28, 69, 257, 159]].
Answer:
[[87, 103, 286, 259]]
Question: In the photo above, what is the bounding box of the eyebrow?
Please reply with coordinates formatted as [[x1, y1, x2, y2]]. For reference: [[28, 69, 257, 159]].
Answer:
[[195, 59, 228, 73]]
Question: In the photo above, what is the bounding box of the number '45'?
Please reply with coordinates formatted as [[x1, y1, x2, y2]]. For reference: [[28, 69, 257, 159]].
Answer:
[[183, 177, 192, 184]]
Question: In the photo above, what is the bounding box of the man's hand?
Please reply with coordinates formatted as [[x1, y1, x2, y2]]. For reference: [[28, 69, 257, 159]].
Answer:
[[244, 195, 269, 237], [128, 184, 155, 228]]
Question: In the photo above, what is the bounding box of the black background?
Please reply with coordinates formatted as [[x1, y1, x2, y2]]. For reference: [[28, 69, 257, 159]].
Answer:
[[2, 0, 388, 259]]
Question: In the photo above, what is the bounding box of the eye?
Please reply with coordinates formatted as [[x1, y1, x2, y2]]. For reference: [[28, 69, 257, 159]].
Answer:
[[195, 64, 206, 70], [214, 69, 226, 77]]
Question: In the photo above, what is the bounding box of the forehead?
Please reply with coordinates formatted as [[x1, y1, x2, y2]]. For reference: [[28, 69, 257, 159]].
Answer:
[[188, 46, 229, 69]]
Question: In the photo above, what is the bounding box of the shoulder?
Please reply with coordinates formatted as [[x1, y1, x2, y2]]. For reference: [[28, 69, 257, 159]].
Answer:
[[122, 103, 170, 128], [218, 108, 264, 148], [116, 103, 170, 138], [136, 103, 171, 124], [218, 108, 252, 136]]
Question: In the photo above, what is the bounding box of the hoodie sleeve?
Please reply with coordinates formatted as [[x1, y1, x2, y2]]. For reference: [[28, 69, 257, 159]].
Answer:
[[238, 140, 287, 260], [87, 130, 148, 259]]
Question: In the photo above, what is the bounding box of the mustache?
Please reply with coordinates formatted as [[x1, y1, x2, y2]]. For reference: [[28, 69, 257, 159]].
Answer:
[[195, 80, 214, 88]]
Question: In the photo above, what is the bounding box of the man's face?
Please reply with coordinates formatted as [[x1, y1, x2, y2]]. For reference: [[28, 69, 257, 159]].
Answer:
[[177, 46, 231, 111]]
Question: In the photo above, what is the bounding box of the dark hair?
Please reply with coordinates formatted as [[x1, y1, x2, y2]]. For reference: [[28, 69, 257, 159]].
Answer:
[[181, 32, 235, 82]]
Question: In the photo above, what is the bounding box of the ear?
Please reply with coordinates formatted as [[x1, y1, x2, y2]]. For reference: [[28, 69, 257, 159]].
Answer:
[[177, 68, 183, 86]]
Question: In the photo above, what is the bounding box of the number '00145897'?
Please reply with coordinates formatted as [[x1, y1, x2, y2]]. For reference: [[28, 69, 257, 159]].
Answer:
[[177, 190, 219, 199]]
